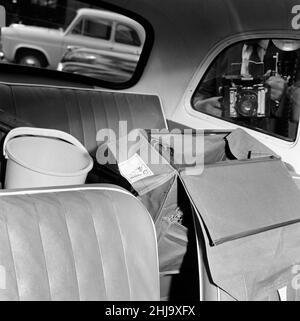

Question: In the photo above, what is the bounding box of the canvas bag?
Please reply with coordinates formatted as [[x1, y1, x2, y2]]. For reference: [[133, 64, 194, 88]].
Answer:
[[97, 128, 300, 300], [96, 128, 227, 275]]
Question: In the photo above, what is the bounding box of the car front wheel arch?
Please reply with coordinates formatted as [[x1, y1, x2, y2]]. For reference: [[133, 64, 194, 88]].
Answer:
[[15, 48, 49, 68]]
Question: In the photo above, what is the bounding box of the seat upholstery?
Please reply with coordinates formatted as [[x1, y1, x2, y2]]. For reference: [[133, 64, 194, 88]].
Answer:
[[0, 83, 167, 155], [0, 184, 159, 301]]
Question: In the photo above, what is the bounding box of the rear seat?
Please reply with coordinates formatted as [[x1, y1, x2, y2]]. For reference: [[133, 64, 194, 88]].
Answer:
[[0, 184, 159, 300], [0, 83, 163, 300], [0, 83, 167, 155]]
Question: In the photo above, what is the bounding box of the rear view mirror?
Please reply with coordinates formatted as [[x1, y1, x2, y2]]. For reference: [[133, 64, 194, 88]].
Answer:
[[0, 6, 5, 28]]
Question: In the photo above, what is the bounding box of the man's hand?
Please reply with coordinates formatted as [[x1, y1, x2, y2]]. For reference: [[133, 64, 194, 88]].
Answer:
[[193, 96, 222, 117], [265, 73, 287, 101]]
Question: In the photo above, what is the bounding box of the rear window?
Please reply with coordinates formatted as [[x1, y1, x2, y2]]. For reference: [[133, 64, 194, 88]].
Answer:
[[115, 24, 141, 46], [191, 38, 300, 142], [0, 0, 149, 86]]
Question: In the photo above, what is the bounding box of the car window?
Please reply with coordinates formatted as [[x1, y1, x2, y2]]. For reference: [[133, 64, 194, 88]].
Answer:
[[0, 0, 148, 85], [82, 17, 111, 40], [191, 38, 300, 141], [115, 24, 141, 46]]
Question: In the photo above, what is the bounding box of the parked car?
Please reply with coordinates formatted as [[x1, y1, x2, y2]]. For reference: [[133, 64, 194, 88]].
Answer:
[[57, 46, 138, 82], [0, 8, 145, 70]]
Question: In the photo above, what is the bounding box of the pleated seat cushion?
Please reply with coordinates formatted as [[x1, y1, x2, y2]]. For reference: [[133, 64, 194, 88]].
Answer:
[[0, 83, 167, 155], [0, 184, 159, 300]]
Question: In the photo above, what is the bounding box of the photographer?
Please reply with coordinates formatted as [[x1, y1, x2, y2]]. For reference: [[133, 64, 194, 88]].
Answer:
[[193, 39, 297, 137]]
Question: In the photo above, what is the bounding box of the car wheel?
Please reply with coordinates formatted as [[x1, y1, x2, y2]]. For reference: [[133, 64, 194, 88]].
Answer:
[[17, 52, 46, 68]]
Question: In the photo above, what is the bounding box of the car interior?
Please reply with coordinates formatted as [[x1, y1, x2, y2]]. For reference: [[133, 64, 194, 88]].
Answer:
[[0, 76, 296, 301], [0, 78, 203, 301], [0, 0, 300, 302]]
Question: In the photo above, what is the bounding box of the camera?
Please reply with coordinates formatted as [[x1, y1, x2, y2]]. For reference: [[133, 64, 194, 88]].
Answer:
[[221, 76, 271, 118]]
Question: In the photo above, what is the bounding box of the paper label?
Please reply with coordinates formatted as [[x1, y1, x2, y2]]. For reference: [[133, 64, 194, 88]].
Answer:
[[118, 153, 154, 184]]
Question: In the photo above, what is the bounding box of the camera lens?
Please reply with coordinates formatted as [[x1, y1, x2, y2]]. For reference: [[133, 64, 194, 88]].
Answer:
[[237, 91, 257, 117]]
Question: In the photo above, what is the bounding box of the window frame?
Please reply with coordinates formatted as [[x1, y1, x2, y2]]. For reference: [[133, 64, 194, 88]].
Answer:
[[68, 16, 112, 41], [69, 17, 84, 35], [185, 32, 300, 143]]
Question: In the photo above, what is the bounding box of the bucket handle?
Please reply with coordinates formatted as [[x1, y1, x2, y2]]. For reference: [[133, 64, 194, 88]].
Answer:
[[3, 127, 88, 159]]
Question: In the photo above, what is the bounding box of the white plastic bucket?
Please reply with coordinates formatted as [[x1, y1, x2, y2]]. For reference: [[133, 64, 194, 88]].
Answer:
[[3, 127, 93, 189]]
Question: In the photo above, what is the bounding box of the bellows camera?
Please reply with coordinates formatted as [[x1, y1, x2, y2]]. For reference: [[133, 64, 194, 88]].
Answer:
[[221, 76, 271, 118]]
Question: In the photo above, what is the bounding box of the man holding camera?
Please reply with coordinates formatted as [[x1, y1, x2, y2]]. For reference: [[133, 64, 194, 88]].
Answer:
[[193, 39, 293, 137]]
